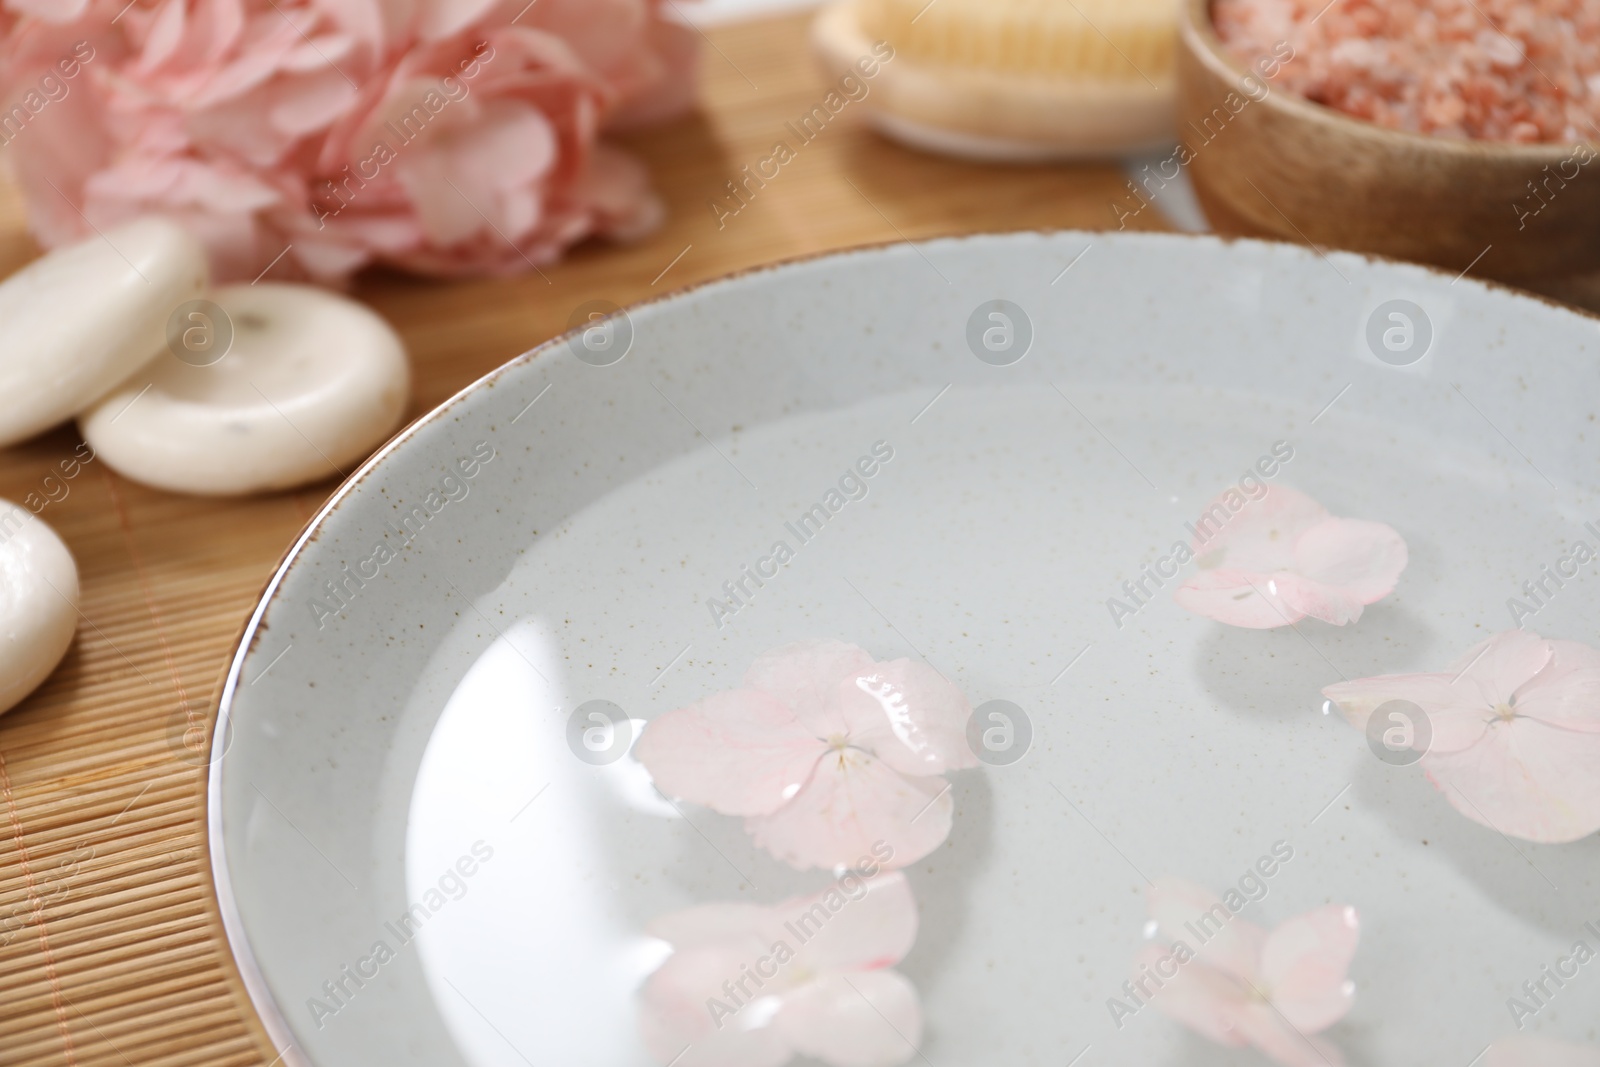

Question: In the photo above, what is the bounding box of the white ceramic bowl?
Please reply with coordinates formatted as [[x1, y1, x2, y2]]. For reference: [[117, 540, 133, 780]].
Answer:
[[210, 232, 1600, 1067]]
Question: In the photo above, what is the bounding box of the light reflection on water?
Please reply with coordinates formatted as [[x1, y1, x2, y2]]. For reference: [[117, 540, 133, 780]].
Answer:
[[405, 616, 670, 1067]]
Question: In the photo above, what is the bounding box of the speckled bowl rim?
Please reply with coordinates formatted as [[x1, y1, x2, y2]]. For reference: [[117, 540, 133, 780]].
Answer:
[[201, 229, 1598, 1066]]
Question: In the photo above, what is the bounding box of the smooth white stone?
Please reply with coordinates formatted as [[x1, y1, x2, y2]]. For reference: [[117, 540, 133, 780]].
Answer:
[[0, 218, 208, 448], [0, 500, 79, 716], [80, 283, 411, 496]]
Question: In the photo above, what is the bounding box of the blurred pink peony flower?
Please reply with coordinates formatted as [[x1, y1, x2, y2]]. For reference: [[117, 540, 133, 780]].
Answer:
[[0, 0, 697, 283], [639, 870, 923, 1067], [1134, 879, 1359, 1067], [1173, 485, 1408, 629], [1323, 629, 1600, 844], [635, 640, 977, 872]]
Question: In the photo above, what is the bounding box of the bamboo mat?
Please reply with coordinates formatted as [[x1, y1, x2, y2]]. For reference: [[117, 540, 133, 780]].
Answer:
[[0, 11, 1159, 1065]]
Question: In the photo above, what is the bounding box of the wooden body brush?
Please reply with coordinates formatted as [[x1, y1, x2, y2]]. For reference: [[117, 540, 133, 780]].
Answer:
[[813, 0, 1180, 160]]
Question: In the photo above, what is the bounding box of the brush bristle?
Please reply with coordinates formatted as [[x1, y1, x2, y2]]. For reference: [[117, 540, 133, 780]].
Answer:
[[858, 0, 1180, 81]]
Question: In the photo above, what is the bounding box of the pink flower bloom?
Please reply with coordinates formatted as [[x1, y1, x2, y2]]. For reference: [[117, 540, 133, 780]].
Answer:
[[1487, 1036, 1600, 1066], [1173, 485, 1407, 629], [0, 0, 696, 283], [639, 871, 923, 1067], [634, 640, 977, 872], [1323, 630, 1600, 844], [1136, 879, 1359, 1067]]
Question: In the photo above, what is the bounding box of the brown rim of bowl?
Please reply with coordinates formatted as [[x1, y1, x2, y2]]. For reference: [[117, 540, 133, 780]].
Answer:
[[1182, 0, 1591, 162]]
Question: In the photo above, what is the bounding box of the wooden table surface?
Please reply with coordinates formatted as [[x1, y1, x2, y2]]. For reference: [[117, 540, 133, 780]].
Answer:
[[0, 11, 1160, 1065]]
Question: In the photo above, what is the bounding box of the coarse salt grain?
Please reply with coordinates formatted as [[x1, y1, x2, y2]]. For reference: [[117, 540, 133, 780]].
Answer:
[[1213, 0, 1600, 143]]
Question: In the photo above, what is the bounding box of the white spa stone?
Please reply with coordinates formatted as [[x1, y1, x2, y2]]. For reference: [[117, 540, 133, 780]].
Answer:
[[0, 218, 208, 449], [80, 283, 411, 496], [0, 501, 79, 716]]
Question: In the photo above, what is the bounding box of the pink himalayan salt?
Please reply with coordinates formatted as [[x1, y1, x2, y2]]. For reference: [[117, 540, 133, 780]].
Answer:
[[1213, 0, 1600, 143]]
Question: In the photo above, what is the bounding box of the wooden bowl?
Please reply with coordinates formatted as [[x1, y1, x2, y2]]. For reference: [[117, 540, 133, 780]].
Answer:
[[1176, 0, 1600, 282]]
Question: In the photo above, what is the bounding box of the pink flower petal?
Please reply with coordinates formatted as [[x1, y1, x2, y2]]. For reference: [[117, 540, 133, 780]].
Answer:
[[393, 148, 484, 245], [634, 688, 824, 818], [746, 752, 953, 871], [840, 660, 977, 778], [1146, 878, 1267, 985], [1142, 949, 1347, 1067], [1426, 721, 1600, 843], [310, 0, 389, 50], [1292, 517, 1408, 609], [640, 873, 924, 1067], [1516, 639, 1600, 733], [445, 100, 560, 188], [156, 0, 245, 76], [268, 66, 360, 135], [1140, 882, 1358, 1067], [4, 0, 90, 20], [1331, 630, 1600, 841], [413, 0, 503, 41], [1259, 905, 1359, 1033], [135, 0, 187, 74], [282, 32, 356, 73], [638, 946, 792, 1067], [745, 640, 875, 739], [191, 50, 297, 110], [1452, 630, 1552, 711], [641, 641, 973, 872], [1321, 671, 1483, 754], [777, 871, 918, 975], [774, 970, 923, 1067], [573, 142, 663, 241], [1173, 567, 1306, 629], [1231, 1005, 1348, 1067], [1272, 570, 1368, 627], [1176, 487, 1406, 629], [606, 13, 700, 129], [1190, 484, 1329, 565], [1133, 943, 1252, 1049], [288, 229, 374, 279], [395, 101, 559, 245]]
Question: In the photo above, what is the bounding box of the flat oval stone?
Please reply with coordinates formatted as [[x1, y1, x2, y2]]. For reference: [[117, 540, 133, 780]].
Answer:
[[80, 283, 411, 496], [0, 500, 79, 716], [0, 218, 208, 448]]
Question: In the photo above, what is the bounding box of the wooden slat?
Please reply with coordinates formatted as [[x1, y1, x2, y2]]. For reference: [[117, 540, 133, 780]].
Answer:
[[0, 10, 1174, 1064]]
